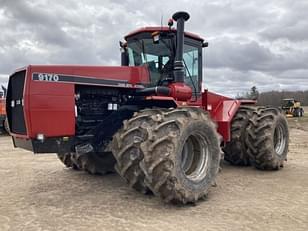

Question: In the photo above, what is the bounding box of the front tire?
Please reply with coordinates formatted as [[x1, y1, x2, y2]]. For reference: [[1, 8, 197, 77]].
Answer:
[[140, 108, 221, 204], [246, 107, 289, 170], [112, 110, 162, 194]]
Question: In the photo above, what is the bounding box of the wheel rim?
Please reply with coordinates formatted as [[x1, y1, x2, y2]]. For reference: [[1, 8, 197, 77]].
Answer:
[[181, 133, 210, 182], [274, 124, 286, 156]]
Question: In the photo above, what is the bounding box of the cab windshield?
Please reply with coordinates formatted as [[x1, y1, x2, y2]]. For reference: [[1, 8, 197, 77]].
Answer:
[[127, 34, 201, 93], [127, 37, 174, 86]]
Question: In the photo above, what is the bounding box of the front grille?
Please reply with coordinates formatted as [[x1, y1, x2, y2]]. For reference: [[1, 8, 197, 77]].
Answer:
[[6, 70, 27, 134]]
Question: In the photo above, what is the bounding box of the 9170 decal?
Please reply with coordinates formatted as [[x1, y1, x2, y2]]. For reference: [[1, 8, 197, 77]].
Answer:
[[31, 73, 138, 87], [33, 73, 59, 82]]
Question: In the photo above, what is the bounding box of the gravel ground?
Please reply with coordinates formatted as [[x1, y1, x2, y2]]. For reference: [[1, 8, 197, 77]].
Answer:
[[0, 125, 307, 231]]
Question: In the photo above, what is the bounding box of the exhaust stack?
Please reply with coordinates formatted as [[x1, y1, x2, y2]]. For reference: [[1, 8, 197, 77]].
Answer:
[[172, 11, 190, 83]]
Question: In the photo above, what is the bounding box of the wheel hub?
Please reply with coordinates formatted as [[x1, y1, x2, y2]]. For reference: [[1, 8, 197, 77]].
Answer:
[[274, 124, 286, 156], [181, 133, 210, 182]]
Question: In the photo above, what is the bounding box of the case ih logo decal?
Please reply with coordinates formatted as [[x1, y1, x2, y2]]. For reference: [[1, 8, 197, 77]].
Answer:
[[32, 73, 133, 87]]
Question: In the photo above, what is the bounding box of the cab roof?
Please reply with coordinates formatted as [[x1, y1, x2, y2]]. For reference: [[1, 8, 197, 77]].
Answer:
[[125, 26, 204, 42]]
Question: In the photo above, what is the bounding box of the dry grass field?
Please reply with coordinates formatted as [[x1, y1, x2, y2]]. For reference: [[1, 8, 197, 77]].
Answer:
[[0, 111, 307, 231]]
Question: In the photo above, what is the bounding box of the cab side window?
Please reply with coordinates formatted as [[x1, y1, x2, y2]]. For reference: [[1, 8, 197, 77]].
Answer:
[[183, 44, 200, 93]]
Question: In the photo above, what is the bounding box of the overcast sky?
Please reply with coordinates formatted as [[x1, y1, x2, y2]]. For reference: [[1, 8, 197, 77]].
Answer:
[[1, 0, 308, 96]]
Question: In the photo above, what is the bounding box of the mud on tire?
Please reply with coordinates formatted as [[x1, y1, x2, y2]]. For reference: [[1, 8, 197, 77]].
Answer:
[[223, 106, 256, 166], [139, 108, 222, 204], [246, 107, 289, 170], [112, 109, 163, 194]]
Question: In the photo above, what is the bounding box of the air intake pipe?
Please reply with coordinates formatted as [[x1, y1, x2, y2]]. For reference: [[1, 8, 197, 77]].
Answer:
[[135, 86, 171, 96], [172, 11, 190, 83]]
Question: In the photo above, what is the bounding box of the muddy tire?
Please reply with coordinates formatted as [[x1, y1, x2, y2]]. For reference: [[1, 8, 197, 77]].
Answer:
[[71, 151, 116, 175], [112, 109, 162, 194], [57, 152, 79, 170], [140, 108, 221, 204], [223, 106, 256, 166], [246, 107, 289, 170]]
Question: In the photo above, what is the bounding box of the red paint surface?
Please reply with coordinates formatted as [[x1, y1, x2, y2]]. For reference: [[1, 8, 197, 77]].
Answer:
[[9, 64, 251, 143], [14, 65, 150, 139], [168, 82, 192, 101]]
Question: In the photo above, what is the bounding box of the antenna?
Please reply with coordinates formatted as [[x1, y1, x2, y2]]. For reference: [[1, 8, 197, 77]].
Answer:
[[160, 13, 163, 30]]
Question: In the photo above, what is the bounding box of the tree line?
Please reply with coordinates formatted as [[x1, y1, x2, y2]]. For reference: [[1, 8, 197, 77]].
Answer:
[[257, 90, 308, 106], [236, 86, 308, 106]]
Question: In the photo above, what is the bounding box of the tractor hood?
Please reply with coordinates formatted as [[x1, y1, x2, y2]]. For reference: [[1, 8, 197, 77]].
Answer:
[[6, 65, 150, 139]]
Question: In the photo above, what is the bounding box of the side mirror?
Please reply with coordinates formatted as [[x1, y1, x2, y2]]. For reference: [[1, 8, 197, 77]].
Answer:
[[119, 41, 129, 66], [121, 50, 129, 66], [202, 41, 209, 48], [119, 41, 127, 52]]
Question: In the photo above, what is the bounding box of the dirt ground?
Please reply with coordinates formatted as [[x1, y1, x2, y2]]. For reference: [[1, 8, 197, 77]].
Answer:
[[0, 113, 308, 231]]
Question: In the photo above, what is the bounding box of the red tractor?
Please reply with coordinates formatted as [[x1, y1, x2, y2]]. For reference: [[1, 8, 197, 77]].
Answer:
[[6, 12, 289, 204]]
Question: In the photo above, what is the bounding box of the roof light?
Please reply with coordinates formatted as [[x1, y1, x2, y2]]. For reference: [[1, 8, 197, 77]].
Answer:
[[151, 31, 160, 44]]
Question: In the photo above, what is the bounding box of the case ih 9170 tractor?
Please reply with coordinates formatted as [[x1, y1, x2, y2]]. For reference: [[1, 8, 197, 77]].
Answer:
[[6, 12, 289, 204]]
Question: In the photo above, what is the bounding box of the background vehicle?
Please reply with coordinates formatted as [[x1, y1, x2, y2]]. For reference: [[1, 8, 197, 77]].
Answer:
[[282, 98, 304, 117], [6, 12, 289, 204], [0, 85, 8, 134]]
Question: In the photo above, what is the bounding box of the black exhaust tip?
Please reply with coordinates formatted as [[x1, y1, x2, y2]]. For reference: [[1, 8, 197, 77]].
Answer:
[[172, 11, 190, 22]]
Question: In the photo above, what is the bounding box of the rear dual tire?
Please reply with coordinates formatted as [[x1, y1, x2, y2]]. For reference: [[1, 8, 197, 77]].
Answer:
[[224, 106, 289, 170], [246, 107, 289, 170], [223, 106, 255, 166]]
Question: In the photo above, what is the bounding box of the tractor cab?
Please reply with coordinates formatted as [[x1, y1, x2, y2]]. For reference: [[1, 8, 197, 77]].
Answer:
[[282, 98, 304, 117], [122, 25, 207, 95], [282, 98, 296, 108]]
